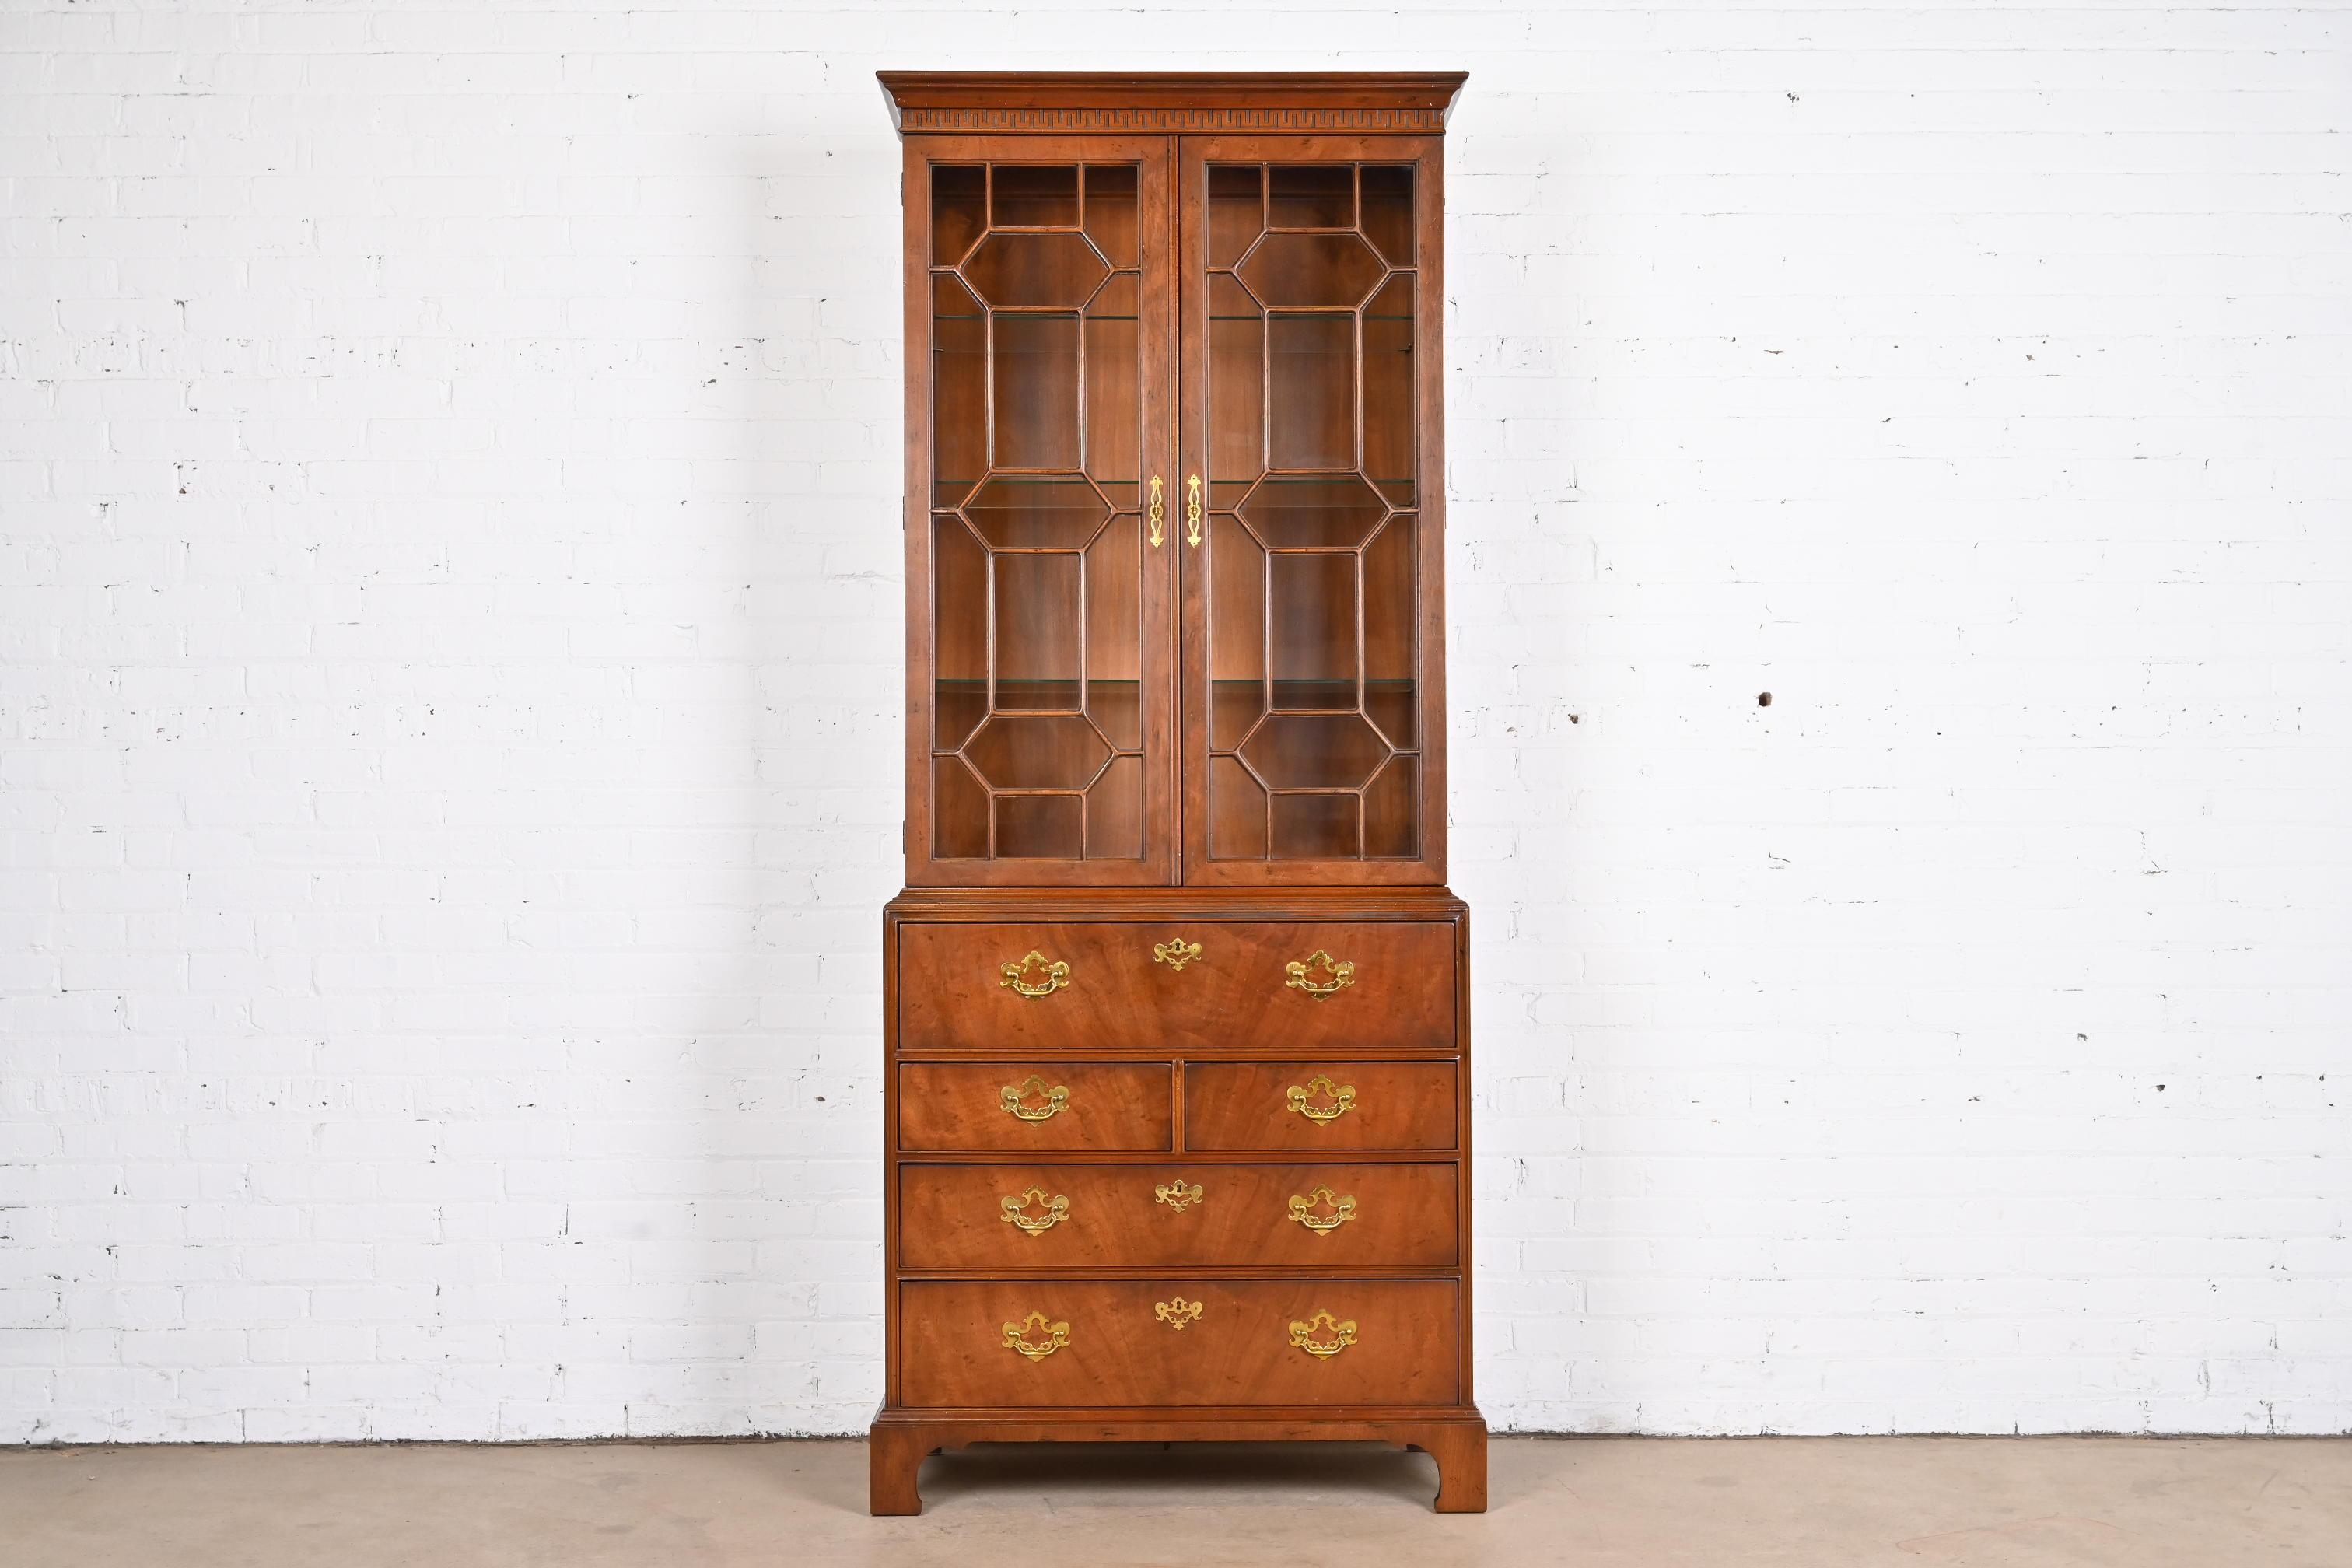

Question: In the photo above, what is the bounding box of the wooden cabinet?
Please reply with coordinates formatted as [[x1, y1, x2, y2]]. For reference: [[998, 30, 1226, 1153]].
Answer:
[[873, 72, 1482, 1517]]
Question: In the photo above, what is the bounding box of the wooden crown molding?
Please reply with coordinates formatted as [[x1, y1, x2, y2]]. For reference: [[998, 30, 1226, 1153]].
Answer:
[[877, 71, 1468, 135]]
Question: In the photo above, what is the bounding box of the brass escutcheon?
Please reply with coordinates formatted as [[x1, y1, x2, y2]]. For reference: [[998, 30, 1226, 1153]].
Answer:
[[999, 1187, 1069, 1236], [1153, 1178, 1205, 1214], [1286, 1185, 1357, 1237], [1153, 1297, 1203, 1332], [1152, 936, 1202, 972]]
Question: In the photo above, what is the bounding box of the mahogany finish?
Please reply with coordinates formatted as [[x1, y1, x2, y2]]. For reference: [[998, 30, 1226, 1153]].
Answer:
[[898, 1161, 1458, 1269], [898, 1279, 1458, 1407], [1182, 1061, 1459, 1152], [876, 71, 1481, 1517], [897, 1062, 1173, 1153], [898, 919, 1457, 1054]]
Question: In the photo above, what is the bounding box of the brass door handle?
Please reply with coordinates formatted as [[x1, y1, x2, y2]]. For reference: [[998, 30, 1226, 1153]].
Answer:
[[1185, 474, 1203, 548], [1285, 950, 1354, 999], [1286, 1185, 1356, 1236], [1003, 1310, 1070, 1360], [1153, 1297, 1202, 1332], [1000, 1187, 1069, 1235], [1152, 936, 1201, 971], [1288, 1308, 1357, 1360], [1153, 1178, 1204, 1213], [1000, 950, 1070, 996], [1000, 1075, 1069, 1122], [1147, 474, 1165, 548], [1286, 1075, 1356, 1125]]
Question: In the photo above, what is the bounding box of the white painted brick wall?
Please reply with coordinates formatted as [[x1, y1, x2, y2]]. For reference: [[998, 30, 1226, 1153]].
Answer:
[[3, 2, 2347, 1443]]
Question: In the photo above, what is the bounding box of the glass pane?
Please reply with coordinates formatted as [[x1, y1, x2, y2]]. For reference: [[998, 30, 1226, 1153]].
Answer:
[[1363, 514, 1417, 749], [1363, 275, 1415, 502], [1360, 166, 1414, 264], [931, 275, 985, 506], [925, 156, 1151, 870], [1084, 516, 1142, 751], [1084, 272, 1139, 483], [934, 758, 990, 858], [1206, 165, 1261, 268], [970, 483, 1103, 556], [1240, 474, 1386, 548], [1209, 755, 1267, 859], [1241, 232, 1384, 310], [967, 715, 1109, 789], [992, 313, 1080, 471], [1270, 792, 1356, 858], [965, 476, 1108, 549], [1209, 275, 1262, 507], [993, 552, 1082, 708], [1268, 552, 1356, 702], [1199, 158, 1422, 865], [1084, 755, 1143, 859], [1209, 507, 1265, 676], [1083, 166, 1138, 268], [1363, 754, 1418, 858], [997, 793, 1083, 858], [1265, 313, 1354, 471], [964, 231, 1108, 309], [933, 515, 988, 747], [1243, 713, 1388, 789], [1269, 165, 1352, 228], [933, 166, 985, 264], [992, 165, 1077, 227]]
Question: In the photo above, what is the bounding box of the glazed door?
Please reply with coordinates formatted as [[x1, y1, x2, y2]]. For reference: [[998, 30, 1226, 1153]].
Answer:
[[905, 139, 1178, 885], [1178, 138, 1447, 884]]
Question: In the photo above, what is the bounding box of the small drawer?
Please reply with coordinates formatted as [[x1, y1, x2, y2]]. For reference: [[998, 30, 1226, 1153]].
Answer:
[[898, 1162, 1458, 1270], [898, 1279, 1457, 1409], [898, 920, 1455, 1055], [897, 1062, 1171, 1153], [1183, 1062, 1457, 1152]]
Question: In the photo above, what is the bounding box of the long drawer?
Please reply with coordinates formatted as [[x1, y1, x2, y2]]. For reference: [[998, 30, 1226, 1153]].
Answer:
[[899, 1163, 1457, 1270], [898, 1279, 1458, 1408], [898, 921, 1456, 1054]]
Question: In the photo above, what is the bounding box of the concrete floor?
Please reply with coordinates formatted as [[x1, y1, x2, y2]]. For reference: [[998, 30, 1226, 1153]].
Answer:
[[5, 1436, 2347, 1568]]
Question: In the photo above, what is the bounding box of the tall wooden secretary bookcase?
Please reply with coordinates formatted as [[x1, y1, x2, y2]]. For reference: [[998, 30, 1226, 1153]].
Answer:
[[871, 72, 1483, 1515]]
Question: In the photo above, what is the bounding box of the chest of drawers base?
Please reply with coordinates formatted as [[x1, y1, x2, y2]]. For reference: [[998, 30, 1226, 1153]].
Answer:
[[872, 888, 1486, 1514]]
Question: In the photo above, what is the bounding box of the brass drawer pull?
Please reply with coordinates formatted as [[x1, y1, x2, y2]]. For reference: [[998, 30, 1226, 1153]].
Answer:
[[1153, 1296, 1202, 1332], [1288, 1308, 1357, 1360], [1286, 1075, 1356, 1125], [1000, 950, 1070, 996], [1000, 1075, 1069, 1122], [1154, 1178, 1204, 1213], [1003, 1310, 1070, 1360], [1000, 1187, 1069, 1236], [1152, 936, 1202, 972], [1286, 1185, 1356, 1237], [1284, 950, 1355, 999]]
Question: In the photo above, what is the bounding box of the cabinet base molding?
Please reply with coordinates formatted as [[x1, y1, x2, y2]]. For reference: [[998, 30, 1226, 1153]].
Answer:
[[866, 1406, 1489, 1516]]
